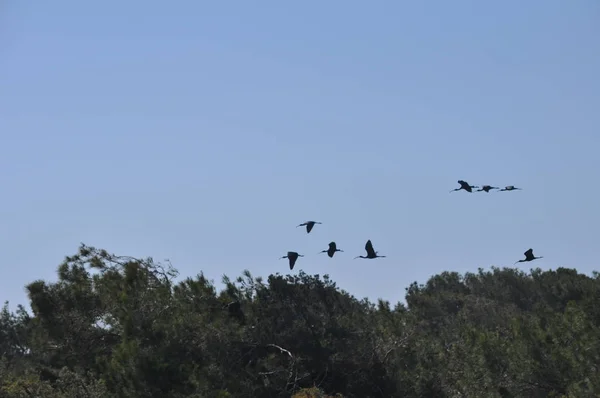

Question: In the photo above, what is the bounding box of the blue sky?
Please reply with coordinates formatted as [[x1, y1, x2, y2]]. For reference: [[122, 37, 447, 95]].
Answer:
[[1, 1, 599, 310]]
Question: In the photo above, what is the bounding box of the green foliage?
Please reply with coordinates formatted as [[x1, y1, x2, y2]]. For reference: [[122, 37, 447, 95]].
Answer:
[[1, 244, 600, 397]]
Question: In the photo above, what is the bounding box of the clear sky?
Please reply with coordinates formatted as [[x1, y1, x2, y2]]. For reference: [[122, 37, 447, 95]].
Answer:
[[1, 1, 599, 310]]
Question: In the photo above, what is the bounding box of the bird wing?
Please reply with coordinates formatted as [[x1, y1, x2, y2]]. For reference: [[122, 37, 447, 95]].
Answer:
[[329, 241, 336, 250], [365, 240, 376, 256], [306, 223, 314, 233], [524, 248, 533, 257], [459, 180, 468, 188]]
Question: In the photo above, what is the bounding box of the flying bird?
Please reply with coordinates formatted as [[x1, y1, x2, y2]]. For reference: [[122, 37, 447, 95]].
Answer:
[[297, 221, 322, 234], [477, 185, 499, 192], [500, 185, 522, 191], [319, 241, 343, 258], [280, 251, 304, 270], [450, 180, 479, 193], [354, 240, 386, 259], [514, 248, 543, 265]]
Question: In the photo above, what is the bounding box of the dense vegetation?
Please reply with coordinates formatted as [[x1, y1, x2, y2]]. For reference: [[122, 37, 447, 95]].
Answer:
[[1, 244, 599, 397]]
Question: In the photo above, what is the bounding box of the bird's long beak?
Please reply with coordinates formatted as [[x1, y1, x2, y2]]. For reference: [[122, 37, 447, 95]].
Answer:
[[353, 256, 360, 259]]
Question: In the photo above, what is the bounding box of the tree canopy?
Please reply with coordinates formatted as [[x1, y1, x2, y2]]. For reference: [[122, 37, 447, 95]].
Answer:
[[1, 244, 599, 397]]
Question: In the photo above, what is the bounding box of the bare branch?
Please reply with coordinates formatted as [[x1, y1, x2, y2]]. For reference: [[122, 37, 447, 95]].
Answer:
[[266, 344, 294, 359], [262, 344, 298, 393], [258, 370, 283, 376], [382, 330, 415, 363]]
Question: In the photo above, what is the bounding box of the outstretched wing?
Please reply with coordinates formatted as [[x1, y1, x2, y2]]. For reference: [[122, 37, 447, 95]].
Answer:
[[524, 248, 533, 258], [306, 223, 314, 233], [365, 240, 376, 256], [328, 241, 336, 251]]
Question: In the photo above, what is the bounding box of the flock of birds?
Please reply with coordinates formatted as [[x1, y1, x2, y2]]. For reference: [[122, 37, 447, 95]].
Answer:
[[224, 179, 543, 320], [279, 221, 387, 270], [449, 180, 523, 193], [279, 180, 543, 270]]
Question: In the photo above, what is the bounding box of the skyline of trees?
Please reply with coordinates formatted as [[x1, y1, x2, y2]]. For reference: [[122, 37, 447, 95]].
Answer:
[[1, 243, 599, 397]]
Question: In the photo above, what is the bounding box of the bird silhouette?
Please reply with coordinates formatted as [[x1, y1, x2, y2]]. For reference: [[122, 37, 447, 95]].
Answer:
[[500, 185, 522, 191], [319, 241, 343, 258], [450, 180, 478, 193], [354, 240, 386, 259], [514, 248, 543, 265], [297, 221, 322, 233], [477, 185, 499, 192], [280, 251, 304, 270]]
